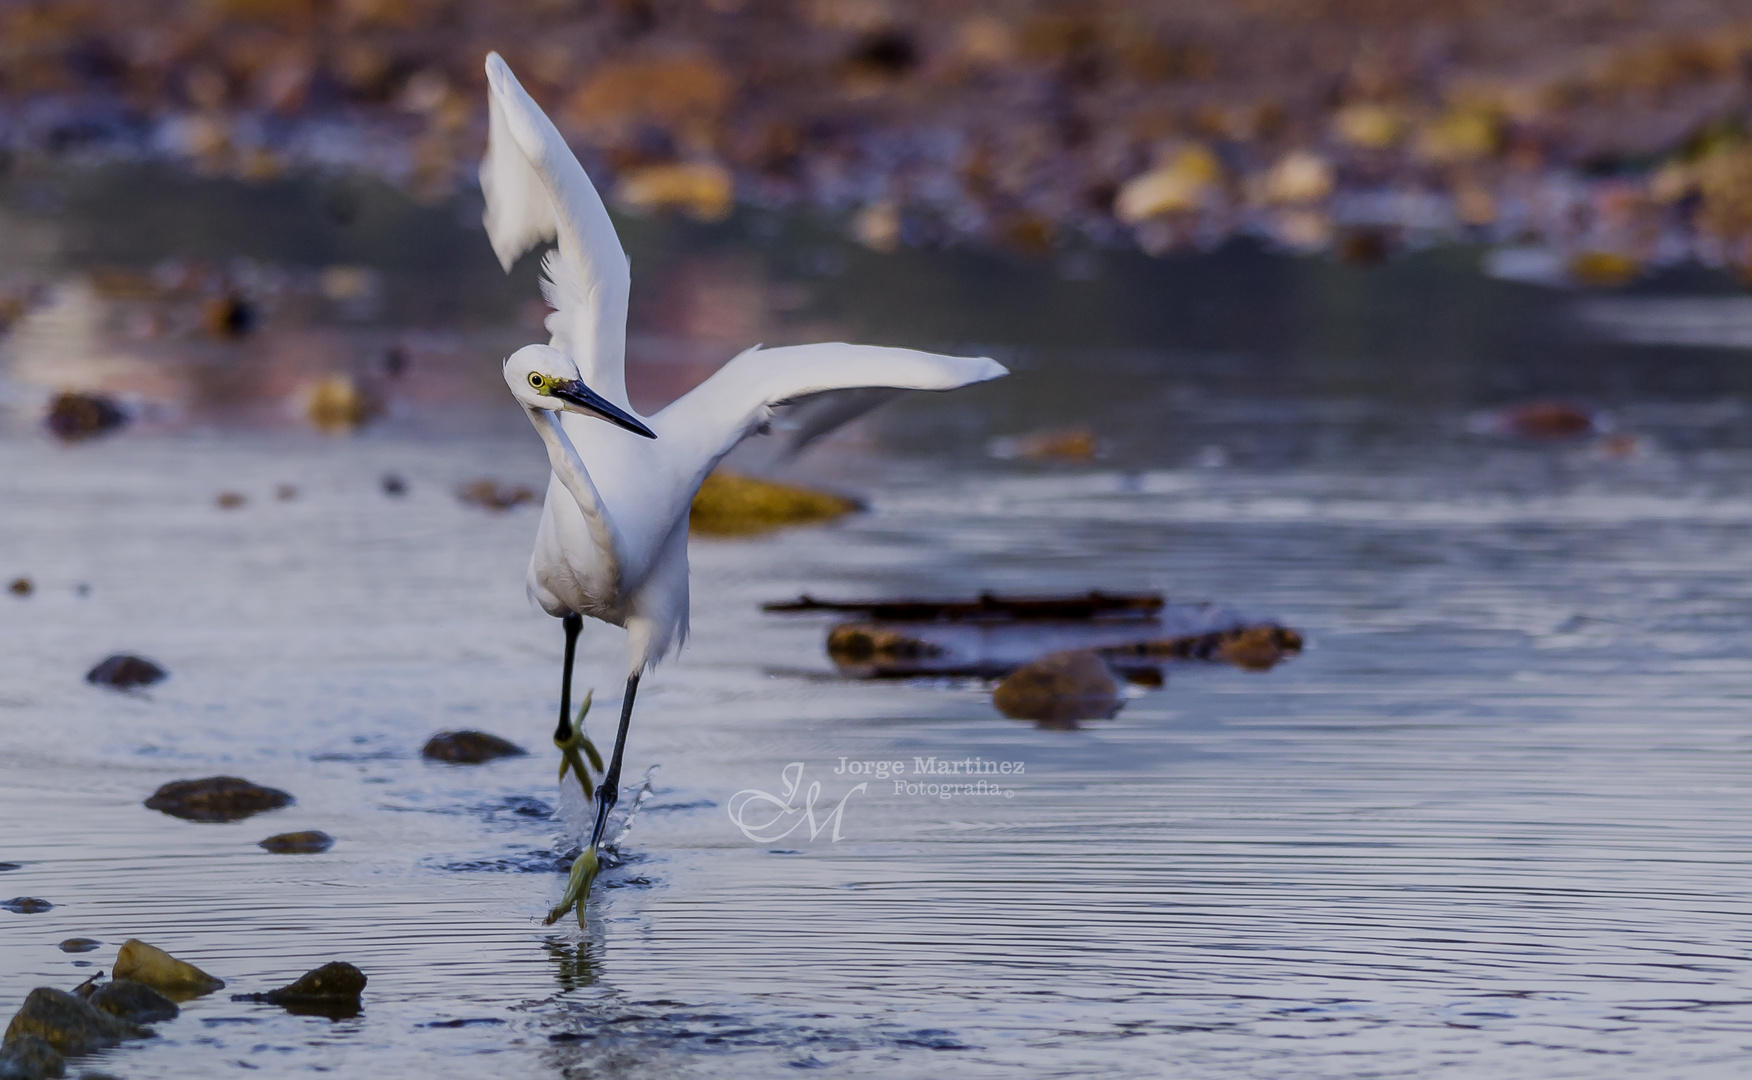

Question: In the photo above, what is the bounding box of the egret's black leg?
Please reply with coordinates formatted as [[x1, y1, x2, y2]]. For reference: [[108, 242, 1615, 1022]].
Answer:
[[556, 613, 583, 743], [588, 673, 640, 847]]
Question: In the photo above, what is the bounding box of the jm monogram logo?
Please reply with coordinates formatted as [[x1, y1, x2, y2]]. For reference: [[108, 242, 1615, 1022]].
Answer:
[[727, 762, 866, 843]]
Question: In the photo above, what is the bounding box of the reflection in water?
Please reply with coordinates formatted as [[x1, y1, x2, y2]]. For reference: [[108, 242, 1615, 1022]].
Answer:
[[5, 167, 1752, 1079], [543, 938, 598, 994]]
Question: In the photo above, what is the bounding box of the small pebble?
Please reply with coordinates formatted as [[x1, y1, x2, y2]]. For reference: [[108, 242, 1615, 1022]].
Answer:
[[8, 576, 31, 596], [258, 830, 334, 854], [1, 897, 54, 914], [381, 473, 407, 497], [45, 391, 127, 442], [144, 776, 293, 823], [85, 654, 167, 690], [457, 478, 537, 511], [421, 730, 526, 764], [59, 938, 102, 953], [215, 491, 247, 509], [275, 483, 298, 501]]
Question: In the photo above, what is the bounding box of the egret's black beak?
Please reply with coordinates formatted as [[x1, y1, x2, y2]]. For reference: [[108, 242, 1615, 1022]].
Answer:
[[551, 379, 657, 439]]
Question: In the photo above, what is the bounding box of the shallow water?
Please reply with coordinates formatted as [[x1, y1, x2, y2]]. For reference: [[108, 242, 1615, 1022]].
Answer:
[[5, 168, 1752, 1077]]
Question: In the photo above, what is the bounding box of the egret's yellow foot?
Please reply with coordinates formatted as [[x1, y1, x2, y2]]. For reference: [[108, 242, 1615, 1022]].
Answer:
[[556, 692, 603, 799], [544, 845, 600, 927]]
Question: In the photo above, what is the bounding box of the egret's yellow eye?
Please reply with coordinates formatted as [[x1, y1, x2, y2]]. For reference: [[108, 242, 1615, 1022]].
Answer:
[[528, 373, 544, 390]]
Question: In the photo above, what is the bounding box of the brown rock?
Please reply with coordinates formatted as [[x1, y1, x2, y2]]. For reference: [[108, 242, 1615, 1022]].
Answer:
[[992, 650, 1123, 723], [8, 577, 32, 597], [1215, 625, 1304, 671], [1, 897, 52, 914], [991, 427, 1101, 462], [302, 374, 384, 433], [2, 988, 151, 1055], [258, 830, 334, 854], [1495, 401, 1598, 439], [85, 654, 167, 689], [421, 731, 526, 764], [690, 471, 862, 537], [215, 491, 247, 510], [86, 980, 178, 1024], [1568, 250, 1639, 287], [615, 162, 735, 222], [45, 392, 127, 442], [143, 777, 293, 823], [57, 939, 100, 953], [232, 961, 366, 1019], [456, 479, 537, 511], [0, 1033, 65, 1080], [112, 940, 225, 1000], [826, 624, 943, 664], [199, 294, 255, 338]]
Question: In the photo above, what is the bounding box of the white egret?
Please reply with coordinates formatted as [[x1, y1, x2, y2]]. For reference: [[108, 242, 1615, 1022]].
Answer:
[[479, 53, 1007, 924]]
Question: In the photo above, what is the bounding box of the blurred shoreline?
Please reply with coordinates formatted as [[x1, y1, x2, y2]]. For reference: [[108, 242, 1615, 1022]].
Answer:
[[6, 2, 1752, 279]]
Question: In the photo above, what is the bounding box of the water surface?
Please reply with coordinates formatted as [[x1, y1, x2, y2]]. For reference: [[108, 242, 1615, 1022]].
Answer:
[[3, 167, 1752, 1078]]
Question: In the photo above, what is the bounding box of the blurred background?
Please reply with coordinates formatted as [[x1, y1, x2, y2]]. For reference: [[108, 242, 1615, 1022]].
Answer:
[[9, 4, 1752, 1079]]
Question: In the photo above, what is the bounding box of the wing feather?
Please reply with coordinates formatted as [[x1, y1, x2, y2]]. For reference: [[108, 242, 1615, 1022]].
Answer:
[[481, 53, 632, 404], [653, 342, 1007, 490]]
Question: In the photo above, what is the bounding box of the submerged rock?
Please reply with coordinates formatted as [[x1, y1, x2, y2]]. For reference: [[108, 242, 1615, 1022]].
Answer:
[[84, 655, 167, 690], [1494, 400, 1599, 440], [992, 651, 1123, 724], [2, 988, 151, 1055], [689, 471, 862, 538], [302, 374, 384, 433], [421, 731, 526, 764], [214, 491, 247, 510], [56, 940, 100, 954], [44, 392, 127, 442], [86, 980, 178, 1024], [143, 776, 292, 822], [826, 624, 944, 666], [0, 1033, 65, 1080], [112, 940, 225, 1000], [7, 577, 31, 597], [456, 478, 538, 511], [232, 962, 365, 1019], [1, 898, 53, 914], [988, 426, 1101, 462], [258, 830, 334, 854]]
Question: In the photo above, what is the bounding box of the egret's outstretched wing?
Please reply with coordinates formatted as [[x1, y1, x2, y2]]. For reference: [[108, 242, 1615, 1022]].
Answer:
[[770, 386, 907, 457], [481, 53, 632, 402], [653, 342, 1007, 486]]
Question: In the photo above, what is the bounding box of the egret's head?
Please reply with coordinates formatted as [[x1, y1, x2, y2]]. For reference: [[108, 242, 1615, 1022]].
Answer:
[[504, 345, 655, 439]]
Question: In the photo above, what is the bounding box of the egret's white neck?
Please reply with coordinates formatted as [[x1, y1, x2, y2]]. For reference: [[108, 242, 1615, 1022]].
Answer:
[[528, 407, 626, 585]]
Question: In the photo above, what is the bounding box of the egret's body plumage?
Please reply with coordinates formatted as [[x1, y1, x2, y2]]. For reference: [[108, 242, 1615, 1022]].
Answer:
[[480, 53, 1006, 922]]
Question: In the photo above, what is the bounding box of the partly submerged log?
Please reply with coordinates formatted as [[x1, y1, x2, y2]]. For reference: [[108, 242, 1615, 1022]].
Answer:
[[792, 594, 1300, 680], [765, 590, 1164, 622]]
